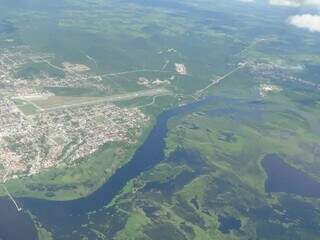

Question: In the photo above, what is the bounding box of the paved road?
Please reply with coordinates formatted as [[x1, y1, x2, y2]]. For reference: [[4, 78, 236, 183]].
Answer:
[[195, 63, 247, 96]]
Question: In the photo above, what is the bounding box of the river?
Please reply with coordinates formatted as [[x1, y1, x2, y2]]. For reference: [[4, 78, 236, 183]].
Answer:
[[0, 96, 218, 240]]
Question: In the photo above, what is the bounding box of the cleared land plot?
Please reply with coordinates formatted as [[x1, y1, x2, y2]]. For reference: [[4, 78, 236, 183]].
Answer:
[[13, 99, 40, 115]]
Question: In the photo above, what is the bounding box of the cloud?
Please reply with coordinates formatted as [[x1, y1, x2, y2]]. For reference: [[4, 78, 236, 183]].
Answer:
[[270, 0, 301, 6], [289, 14, 320, 32], [238, 0, 255, 3], [269, 0, 320, 7]]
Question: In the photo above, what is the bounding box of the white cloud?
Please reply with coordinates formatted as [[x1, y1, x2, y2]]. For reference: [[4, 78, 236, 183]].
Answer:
[[238, 0, 255, 3], [289, 14, 320, 32], [269, 0, 320, 7], [306, 0, 320, 5], [270, 0, 301, 7]]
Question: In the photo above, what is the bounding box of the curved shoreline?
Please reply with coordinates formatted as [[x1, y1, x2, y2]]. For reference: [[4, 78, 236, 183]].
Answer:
[[1, 96, 217, 239]]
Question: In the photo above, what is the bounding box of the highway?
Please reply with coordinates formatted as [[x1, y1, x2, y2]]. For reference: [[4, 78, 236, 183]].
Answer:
[[195, 63, 247, 96]]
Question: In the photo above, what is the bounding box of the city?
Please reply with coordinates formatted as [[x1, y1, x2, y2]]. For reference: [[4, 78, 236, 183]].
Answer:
[[0, 46, 150, 182]]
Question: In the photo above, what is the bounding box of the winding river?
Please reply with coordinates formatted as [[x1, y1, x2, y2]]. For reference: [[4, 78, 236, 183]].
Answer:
[[0, 96, 217, 240]]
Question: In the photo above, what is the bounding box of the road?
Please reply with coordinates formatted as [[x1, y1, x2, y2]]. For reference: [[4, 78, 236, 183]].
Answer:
[[195, 63, 247, 96], [101, 69, 174, 77]]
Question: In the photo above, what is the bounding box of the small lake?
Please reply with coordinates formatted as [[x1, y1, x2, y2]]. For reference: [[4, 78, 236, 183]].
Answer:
[[262, 154, 320, 198]]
